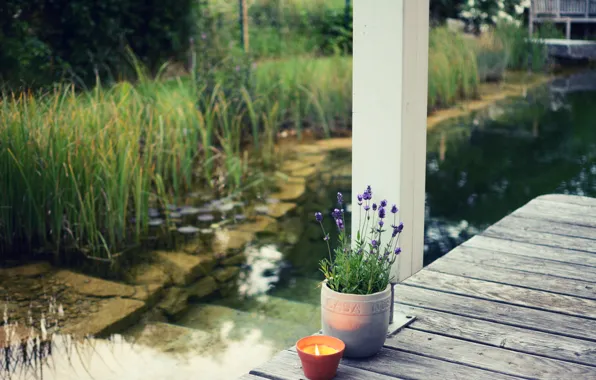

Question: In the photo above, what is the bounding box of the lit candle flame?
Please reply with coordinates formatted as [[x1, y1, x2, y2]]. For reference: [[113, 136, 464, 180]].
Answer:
[[315, 344, 320, 356]]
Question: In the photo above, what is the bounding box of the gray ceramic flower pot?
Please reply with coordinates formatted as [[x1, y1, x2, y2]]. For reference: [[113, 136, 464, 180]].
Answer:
[[321, 281, 391, 358]]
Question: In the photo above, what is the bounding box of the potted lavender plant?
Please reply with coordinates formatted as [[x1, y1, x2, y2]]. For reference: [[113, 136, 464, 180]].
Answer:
[[315, 186, 402, 358]]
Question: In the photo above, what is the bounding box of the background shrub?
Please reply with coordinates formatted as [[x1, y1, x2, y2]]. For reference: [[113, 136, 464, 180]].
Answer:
[[0, 0, 196, 89]]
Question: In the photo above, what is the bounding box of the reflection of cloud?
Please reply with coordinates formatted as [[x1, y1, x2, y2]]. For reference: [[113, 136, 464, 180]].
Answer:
[[238, 244, 283, 297], [6, 330, 278, 380]]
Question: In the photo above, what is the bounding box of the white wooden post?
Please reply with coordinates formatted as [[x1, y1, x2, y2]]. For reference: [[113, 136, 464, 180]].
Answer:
[[351, 0, 429, 282]]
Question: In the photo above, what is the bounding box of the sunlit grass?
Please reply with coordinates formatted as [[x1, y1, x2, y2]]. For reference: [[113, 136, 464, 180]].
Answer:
[[0, 56, 352, 264]]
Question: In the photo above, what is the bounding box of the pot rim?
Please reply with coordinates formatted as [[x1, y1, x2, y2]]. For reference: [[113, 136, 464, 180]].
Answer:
[[322, 279, 391, 298]]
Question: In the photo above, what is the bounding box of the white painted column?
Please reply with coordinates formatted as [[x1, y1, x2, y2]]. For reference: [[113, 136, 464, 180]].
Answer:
[[351, 0, 429, 282]]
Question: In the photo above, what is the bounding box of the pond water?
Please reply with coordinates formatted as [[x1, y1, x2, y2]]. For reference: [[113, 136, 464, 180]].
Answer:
[[6, 71, 596, 379]]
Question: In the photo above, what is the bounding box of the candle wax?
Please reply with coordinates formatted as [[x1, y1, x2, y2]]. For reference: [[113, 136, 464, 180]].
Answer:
[[302, 344, 338, 356]]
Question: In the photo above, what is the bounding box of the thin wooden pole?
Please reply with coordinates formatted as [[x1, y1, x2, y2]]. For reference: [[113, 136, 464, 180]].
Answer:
[[239, 0, 249, 52]]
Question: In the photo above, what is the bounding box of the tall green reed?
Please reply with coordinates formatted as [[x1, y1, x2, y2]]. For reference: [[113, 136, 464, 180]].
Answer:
[[428, 27, 479, 111], [0, 55, 352, 264]]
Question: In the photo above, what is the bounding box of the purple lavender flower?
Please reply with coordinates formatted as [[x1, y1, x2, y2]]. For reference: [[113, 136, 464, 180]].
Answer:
[[396, 222, 404, 233], [332, 208, 342, 219], [364, 205, 370, 212], [371, 239, 378, 248], [378, 207, 386, 219], [391, 204, 398, 214], [324, 233, 330, 241], [363, 186, 372, 200], [378, 220, 384, 227], [372, 203, 378, 211], [357, 194, 363, 205], [315, 212, 323, 223], [380, 199, 387, 208], [337, 192, 343, 205], [336, 218, 344, 230], [394, 247, 402, 255], [392, 225, 399, 237]]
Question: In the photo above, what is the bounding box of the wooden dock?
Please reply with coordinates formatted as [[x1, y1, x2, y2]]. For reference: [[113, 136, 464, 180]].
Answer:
[[240, 194, 596, 379]]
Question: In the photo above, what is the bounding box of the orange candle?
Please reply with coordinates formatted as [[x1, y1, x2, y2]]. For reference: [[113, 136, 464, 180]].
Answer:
[[296, 336, 345, 380], [302, 344, 339, 356]]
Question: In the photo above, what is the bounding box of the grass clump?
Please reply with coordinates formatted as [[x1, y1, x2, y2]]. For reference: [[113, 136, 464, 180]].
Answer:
[[428, 27, 479, 111], [0, 56, 351, 264]]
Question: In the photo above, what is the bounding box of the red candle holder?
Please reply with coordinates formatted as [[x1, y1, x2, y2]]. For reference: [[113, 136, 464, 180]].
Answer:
[[296, 335, 345, 380]]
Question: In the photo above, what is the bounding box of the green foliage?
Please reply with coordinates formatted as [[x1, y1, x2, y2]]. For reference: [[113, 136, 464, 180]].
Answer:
[[430, 0, 466, 23], [208, 0, 350, 59], [428, 28, 479, 110], [495, 21, 558, 72], [0, 0, 196, 88], [0, 56, 352, 263]]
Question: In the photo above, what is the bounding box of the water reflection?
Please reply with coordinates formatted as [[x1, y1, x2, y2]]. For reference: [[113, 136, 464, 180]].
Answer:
[[425, 71, 596, 263], [0, 330, 277, 380]]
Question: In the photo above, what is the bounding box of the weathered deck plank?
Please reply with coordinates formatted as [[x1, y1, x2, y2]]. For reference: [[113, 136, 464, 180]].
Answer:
[[427, 254, 596, 300], [396, 284, 596, 341], [245, 195, 596, 379], [483, 224, 596, 254], [450, 245, 596, 283], [395, 304, 596, 366], [537, 194, 596, 207], [405, 269, 596, 318], [387, 329, 596, 379], [464, 235, 596, 267], [498, 213, 596, 241]]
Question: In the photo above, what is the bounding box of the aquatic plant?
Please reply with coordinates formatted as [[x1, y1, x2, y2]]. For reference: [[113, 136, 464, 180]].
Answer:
[[315, 187, 402, 295]]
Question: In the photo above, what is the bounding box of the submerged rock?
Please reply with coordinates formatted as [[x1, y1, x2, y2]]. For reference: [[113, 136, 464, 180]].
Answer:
[[271, 177, 306, 201], [234, 214, 246, 221], [153, 251, 216, 286], [213, 267, 241, 283], [62, 297, 146, 337], [237, 216, 277, 234], [157, 287, 189, 317], [266, 202, 297, 219], [148, 208, 160, 218], [212, 229, 255, 253], [187, 276, 219, 300]]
